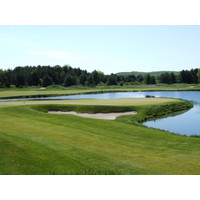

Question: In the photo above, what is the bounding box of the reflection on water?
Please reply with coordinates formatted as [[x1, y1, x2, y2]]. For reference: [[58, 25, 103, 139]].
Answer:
[[143, 103, 200, 136], [0, 91, 200, 135]]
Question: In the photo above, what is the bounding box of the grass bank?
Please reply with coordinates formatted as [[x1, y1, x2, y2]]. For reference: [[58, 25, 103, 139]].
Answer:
[[0, 97, 198, 175], [116, 99, 193, 123], [31, 98, 192, 123]]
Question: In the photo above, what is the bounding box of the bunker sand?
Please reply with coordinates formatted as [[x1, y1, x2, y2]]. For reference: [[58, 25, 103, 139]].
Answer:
[[48, 111, 136, 120]]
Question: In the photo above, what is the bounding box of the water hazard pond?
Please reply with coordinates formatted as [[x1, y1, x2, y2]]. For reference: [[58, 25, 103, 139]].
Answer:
[[1, 91, 200, 136]]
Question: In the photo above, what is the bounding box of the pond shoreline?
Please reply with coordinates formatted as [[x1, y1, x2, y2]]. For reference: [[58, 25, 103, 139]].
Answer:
[[1, 88, 200, 100]]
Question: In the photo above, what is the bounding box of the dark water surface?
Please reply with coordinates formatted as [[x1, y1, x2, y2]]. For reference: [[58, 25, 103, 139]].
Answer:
[[1, 91, 200, 135]]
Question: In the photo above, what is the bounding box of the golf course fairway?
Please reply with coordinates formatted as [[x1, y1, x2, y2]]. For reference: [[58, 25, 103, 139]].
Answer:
[[0, 97, 199, 175]]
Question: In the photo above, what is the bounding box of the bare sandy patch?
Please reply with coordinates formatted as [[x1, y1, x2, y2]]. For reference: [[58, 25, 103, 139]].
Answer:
[[48, 111, 136, 120]]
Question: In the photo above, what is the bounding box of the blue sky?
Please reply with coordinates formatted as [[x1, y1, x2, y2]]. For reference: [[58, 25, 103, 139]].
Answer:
[[0, 25, 200, 74]]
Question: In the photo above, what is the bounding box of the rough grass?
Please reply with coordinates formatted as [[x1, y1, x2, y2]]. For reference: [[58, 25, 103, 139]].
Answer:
[[0, 96, 198, 175]]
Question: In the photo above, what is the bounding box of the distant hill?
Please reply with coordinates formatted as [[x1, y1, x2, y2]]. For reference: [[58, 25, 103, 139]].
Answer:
[[116, 71, 180, 76]]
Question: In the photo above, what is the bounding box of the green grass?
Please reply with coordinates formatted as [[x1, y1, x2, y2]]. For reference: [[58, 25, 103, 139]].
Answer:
[[0, 95, 199, 175]]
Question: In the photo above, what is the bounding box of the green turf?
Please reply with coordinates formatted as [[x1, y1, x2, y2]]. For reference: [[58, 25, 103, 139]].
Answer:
[[0, 95, 199, 175]]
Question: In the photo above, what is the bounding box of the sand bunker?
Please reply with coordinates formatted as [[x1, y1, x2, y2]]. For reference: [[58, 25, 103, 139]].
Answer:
[[48, 111, 136, 120]]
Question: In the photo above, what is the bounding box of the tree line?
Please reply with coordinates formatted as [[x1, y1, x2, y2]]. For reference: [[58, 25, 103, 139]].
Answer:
[[0, 65, 200, 88]]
